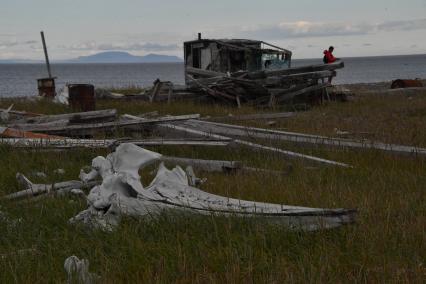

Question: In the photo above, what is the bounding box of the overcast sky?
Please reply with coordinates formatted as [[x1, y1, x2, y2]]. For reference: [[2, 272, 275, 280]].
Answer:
[[1, 0, 426, 60]]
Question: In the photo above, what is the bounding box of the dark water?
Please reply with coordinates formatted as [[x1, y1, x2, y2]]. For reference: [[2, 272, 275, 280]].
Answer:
[[1, 54, 425, 97]]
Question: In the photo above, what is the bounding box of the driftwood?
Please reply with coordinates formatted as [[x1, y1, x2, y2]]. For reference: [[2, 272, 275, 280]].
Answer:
[[187, 120, 426, 157]]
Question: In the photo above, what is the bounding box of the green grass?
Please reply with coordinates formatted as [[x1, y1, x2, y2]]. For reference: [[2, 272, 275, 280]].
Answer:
[[0, 92, 425, 283]]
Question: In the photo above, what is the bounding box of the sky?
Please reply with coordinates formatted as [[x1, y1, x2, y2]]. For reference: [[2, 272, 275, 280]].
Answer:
[[0, 0, 426, 60]]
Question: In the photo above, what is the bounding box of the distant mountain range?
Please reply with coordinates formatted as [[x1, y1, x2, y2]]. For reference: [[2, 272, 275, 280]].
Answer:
[[70, 51, 183, 63], [0, 51, 183, 64]]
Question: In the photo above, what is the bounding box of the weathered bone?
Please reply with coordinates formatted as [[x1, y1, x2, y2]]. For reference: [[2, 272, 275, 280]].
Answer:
[[2, 173, 99, 201], [70, 143, 356, 231], [64, 256, 98, 284]]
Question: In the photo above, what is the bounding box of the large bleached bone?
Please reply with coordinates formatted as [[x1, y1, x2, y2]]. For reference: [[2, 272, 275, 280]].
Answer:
[[70, 143, 356, 231]]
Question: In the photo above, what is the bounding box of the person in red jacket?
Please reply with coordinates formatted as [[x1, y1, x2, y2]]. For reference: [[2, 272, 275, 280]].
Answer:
[[323, 46, 340, 83]]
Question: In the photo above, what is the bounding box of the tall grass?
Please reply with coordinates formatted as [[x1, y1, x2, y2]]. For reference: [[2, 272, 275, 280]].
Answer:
[[0, 92, 425, 282]]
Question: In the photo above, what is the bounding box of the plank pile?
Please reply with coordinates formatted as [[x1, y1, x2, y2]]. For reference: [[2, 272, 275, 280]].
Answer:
[[185, 62, 344, 107]]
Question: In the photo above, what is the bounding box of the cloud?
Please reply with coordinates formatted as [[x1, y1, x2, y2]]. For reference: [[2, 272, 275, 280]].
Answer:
[[377, 19, 426, 32], [0, 40, 38, 49], [236, 18, 426, 40], [61, 41, 179, 52]]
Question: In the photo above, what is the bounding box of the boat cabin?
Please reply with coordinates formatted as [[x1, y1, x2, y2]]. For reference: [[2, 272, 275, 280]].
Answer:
[[184, 34, 292, 78]]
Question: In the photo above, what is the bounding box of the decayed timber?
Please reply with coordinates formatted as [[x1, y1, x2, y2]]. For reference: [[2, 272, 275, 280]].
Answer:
[[126, 138, 230, 147], [206, 111, 295, 122], [186, 66, 227, 78], [0, 108, 41, 117], [274, 83, 330, 103], [162, 156, 242, 173], [14, 109, 117, 124], [157, 123, 349, 167], [259, 70, 337, 86], [187, 120, 426, 156], [0, 137, 230, 149], [162, 156, 290, 176], [0, 126, 64, 139], [0, 138, 115, 148], [246, 61, 345, 79], [13, 114, 201, 134]]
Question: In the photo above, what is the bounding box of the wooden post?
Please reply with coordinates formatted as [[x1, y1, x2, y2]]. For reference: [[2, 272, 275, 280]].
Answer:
[[40, 31, 52, 78]]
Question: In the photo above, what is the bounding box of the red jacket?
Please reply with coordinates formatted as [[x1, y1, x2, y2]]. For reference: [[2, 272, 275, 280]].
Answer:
[[323, 50, 336, 63]]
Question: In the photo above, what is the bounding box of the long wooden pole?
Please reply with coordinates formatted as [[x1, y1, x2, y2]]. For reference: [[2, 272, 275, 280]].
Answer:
[[40, 31, 52, 78]]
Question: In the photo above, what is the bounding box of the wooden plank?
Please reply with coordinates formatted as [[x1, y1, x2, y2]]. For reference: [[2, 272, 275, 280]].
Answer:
[[159, 123, 349, 167], [127, 139, 230, 147], [186, 75, 236, 101], [162, 156, 242, 172], [0, 109, 42, 117], [206, 112, 295, 122], [0, 138, 115, 148], [14, 114, 201, 134], [14, 109, 117, 124], [187, 120, 426, 156], [186, 67, 227, 78], [0, 126, 65, 139], [275, 83, 330, 103], [247, 61, 344, 79], [259, 70, 336, 86]]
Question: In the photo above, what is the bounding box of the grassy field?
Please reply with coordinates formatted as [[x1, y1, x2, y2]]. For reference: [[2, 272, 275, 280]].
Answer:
[[0, 91, 425, 283]]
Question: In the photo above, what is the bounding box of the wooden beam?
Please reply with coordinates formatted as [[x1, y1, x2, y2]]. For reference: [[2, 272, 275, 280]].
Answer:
[[159, 123, 349, 167], [205, 112, 295, 122], [13, 114, 201, 134], [188, 120, 426, 157]]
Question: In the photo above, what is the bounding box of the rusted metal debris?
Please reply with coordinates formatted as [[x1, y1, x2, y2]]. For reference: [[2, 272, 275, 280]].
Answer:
[[391, 79, 423, 89]]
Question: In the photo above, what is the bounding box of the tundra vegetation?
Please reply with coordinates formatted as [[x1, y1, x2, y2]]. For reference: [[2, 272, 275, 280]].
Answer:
[[0, 89, 425, 282]]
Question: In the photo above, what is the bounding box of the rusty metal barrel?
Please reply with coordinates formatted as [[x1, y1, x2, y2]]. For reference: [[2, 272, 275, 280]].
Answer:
[[391, 79, 423, 89], [37, 77, 56, 98], [68, 84, 96, 111]]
